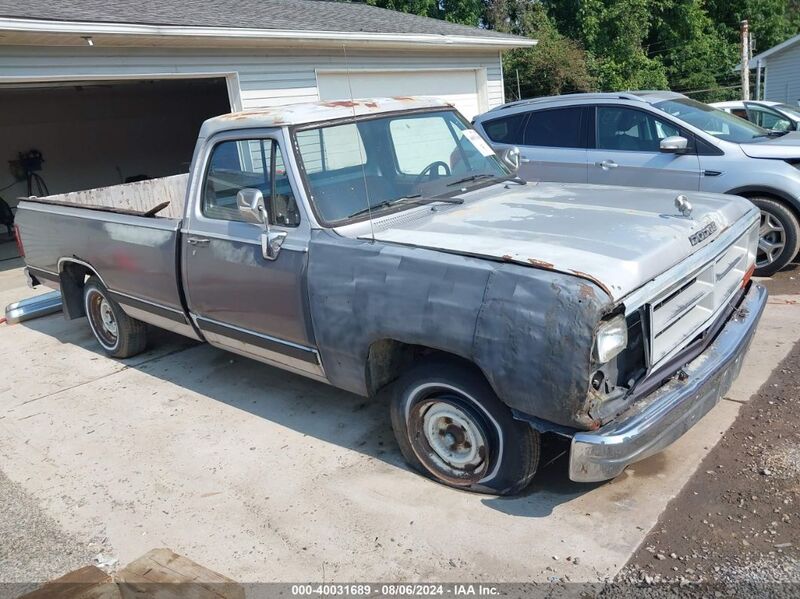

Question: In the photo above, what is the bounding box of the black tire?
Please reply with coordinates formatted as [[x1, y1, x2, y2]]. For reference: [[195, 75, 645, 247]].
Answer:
[[388, 358, 540, 495], [83, 277, 147, 358], [750, 197, 800, 277]]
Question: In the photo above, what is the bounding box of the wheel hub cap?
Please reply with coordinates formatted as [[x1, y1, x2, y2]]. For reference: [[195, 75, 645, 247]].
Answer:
[[99, 299, 117, 336], [757, 210, 786, 268], [422, 402, 486, 473]]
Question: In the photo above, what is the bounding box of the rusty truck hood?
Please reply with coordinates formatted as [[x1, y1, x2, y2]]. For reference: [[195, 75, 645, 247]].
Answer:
[[349, 182, 756, 302]]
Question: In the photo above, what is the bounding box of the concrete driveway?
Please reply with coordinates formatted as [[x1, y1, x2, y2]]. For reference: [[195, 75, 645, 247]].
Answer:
[[1, 260, 799, 584]]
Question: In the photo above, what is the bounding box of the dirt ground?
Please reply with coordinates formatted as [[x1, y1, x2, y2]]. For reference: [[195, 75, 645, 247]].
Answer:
[[616, 270, 800, 595]]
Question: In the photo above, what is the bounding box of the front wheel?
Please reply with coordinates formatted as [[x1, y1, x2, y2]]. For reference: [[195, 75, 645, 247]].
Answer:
[[750, 198, 800, 277], [83, 277, 147, 358], [388, 359, 539, 495]]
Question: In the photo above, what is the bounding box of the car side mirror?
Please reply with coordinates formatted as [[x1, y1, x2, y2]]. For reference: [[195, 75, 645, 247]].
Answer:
[[500, 146, 521, 172], [236, 188, 286, 261], [236, 188, 267, 224], [660, 136, 688, 154]]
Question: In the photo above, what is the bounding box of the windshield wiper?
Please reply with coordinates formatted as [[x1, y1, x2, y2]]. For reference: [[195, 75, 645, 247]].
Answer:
[[346, 194, 463, 219], [446, 173, 497, 187]]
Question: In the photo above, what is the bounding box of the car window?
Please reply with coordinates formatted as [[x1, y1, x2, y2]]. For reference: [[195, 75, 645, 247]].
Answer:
[[731, 108, 748, 119], [747, 105, 791, 131], [481, 112, 527, 144], [524, 107, 585, 148], [597, 106, 679, 152], [203, 139, 300, 226]]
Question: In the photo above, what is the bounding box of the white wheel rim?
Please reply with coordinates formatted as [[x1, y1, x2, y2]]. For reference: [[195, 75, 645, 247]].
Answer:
[[422, 402, 487, 472]]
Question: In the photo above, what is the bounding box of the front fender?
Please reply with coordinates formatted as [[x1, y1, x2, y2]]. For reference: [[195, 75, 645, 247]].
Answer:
[[473, 265, 612, 429]]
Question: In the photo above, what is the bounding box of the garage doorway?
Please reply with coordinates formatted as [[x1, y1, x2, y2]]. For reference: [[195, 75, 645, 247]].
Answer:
[[316, 68, 488, 121], [0, 77, 231, 261]]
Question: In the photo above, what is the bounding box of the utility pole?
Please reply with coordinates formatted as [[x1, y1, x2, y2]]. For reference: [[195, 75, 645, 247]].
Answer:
[[755, 59, 762, 101], [516, 69, 521, 101], [741, 20, 750, 101]]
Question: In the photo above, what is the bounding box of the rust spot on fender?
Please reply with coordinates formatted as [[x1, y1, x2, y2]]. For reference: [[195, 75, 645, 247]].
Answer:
[[578, 283, 597, 301]]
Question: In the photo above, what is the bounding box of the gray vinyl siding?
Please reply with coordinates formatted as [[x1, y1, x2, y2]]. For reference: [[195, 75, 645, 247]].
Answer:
[[763, 42, 800, 105], [0, 45, 505, 111]]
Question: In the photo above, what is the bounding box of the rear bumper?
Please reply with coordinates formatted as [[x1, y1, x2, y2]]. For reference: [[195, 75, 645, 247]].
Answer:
[[569, 282, 767, 483]]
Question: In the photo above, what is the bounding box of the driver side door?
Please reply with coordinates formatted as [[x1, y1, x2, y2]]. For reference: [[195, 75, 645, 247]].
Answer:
[[182, 132, 324, 379]]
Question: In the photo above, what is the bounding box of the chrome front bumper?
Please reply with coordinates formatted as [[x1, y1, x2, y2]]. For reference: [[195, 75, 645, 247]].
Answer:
[[569, 282, 767, 483]]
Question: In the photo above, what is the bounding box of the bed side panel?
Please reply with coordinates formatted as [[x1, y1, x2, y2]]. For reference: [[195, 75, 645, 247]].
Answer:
[[16, 202, 183, 311]]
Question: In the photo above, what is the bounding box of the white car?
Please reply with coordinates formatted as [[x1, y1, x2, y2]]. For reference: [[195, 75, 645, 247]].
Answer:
[[711, 100, 800, 132]]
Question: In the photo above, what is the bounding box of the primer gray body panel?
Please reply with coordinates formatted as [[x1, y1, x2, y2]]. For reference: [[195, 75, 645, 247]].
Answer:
[[307, 230, 611, 427]]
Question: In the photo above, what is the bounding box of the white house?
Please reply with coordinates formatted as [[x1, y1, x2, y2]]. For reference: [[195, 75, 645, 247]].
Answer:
[[750, 32, 800, 105], [0, 0, 534, 208]]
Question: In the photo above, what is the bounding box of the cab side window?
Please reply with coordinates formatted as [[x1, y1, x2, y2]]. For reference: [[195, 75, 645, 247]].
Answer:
[[203, 139, 300, 226]]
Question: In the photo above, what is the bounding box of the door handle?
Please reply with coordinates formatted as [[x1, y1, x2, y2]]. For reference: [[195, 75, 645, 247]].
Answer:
[[186, 237, 210, 247], [594, 160, 618, 170], [519, 157, 531, 164]]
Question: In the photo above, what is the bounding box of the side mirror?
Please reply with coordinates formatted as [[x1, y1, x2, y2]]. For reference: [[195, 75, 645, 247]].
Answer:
[[500, 146, 521, 172], [235, 187, 287, 261], [236, 188, 266, 224], [660, 136, 688, 153]]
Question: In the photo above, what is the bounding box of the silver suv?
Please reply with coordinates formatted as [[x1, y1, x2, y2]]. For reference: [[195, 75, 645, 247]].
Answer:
[[473, 91, 800, 276]]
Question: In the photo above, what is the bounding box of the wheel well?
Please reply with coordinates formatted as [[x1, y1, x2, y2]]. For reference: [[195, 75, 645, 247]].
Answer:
[[58, 261, 94, 320], [732, 189, 800, 221], [365, 339, 483, 396]]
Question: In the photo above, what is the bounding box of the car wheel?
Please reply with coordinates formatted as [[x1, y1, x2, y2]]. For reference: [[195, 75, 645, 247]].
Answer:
[[751, 198, 800, 277], [388, 358, 539, 495], [83, 277, 147, 358]]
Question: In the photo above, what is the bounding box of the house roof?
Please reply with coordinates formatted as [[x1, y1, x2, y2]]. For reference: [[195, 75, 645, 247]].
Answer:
[[751, 32, 800, 63], [0, 0, 534, 48]]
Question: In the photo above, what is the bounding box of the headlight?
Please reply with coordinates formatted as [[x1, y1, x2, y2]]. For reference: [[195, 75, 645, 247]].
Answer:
[[595, 315, 628, 364]]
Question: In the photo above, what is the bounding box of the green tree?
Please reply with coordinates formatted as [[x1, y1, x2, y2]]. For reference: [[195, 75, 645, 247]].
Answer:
[[485, 0, 596, 99], [648, 0, 739, 101]]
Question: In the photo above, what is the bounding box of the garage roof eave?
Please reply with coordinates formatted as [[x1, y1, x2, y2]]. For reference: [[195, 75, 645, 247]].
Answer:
[[0, 17, 538, 49]]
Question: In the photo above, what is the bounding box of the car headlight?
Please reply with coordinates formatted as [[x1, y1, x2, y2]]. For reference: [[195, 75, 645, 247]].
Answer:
[[595, 315, 628, 364]]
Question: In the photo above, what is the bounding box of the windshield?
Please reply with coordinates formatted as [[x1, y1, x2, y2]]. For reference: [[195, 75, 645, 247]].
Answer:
[[294, 110, 510, 224], [654, 97, 769, 143]]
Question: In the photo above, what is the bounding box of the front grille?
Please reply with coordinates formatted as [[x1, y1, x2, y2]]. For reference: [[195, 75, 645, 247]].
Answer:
[[648, 224, 757, 365]]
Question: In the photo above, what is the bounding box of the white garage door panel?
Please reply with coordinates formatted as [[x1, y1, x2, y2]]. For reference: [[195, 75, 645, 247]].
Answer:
[[317, 70, 485, 120]]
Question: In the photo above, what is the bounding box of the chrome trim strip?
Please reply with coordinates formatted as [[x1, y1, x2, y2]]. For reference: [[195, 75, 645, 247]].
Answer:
[[193, 315, 326, 379]]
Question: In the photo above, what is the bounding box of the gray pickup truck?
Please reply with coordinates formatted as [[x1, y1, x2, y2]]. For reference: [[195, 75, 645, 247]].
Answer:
[[15, 97, 767, 495]]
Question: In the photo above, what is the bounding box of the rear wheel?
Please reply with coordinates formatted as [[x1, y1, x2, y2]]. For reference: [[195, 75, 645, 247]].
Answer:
[[83, 277, 147, 358], [388, 358, 539, 495], [750, 197, 800, 277]]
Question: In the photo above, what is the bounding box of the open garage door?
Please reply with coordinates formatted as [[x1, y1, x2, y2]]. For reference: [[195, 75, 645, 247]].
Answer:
[[317, 69, 487, 120], [0, 77, 231, 260]]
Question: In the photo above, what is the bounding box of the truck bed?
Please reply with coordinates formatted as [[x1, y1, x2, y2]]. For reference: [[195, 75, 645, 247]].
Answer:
[[24, 174, 188, 219], [15, 175, 188, 315]]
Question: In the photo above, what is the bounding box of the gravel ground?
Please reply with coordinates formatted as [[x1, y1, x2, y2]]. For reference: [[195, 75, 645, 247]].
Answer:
[[0, 470, 106, 597], [614, 307, 800, 596]]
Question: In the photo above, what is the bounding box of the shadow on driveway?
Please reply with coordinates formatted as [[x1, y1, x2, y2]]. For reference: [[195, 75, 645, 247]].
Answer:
[[21, 313, 601, 518]]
